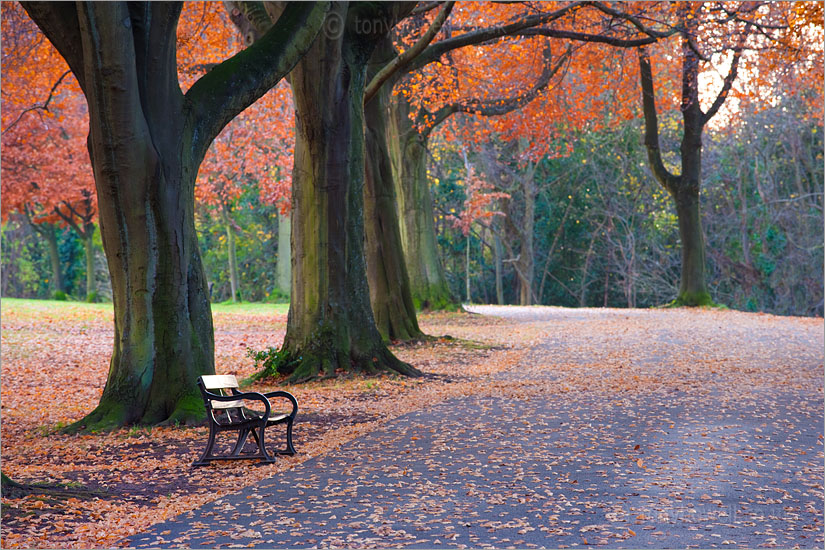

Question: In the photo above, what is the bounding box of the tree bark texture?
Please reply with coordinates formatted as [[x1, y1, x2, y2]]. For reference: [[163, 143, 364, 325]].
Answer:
[[283, 2, 421, 381], [364, 36, 423, 341], [388, 92, 454, 310], [22, 1, 328, 429]]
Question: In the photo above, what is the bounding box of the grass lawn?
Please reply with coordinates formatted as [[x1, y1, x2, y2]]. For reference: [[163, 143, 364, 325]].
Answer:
[[1, 297, 290, 317]]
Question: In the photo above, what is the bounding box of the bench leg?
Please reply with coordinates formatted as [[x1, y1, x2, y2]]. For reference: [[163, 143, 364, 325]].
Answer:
[[281, 419, 296, 456], [192, 424, 219, 467], [251, 426, 276, 463], [230, 428, 251, 456]]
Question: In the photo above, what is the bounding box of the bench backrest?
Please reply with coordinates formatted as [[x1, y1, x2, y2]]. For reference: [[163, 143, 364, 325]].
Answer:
[[199, 375, 243, 411], [200, 374, 240, 390]]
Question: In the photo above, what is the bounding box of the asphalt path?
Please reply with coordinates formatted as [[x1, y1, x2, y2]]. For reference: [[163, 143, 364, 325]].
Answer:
[[126, 307, 824, 549]]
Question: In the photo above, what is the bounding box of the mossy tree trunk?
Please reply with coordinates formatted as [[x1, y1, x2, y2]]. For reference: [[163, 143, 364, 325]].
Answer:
[[388, 93, 454, 310], [364, 36, 424, 341], [22, 1, 328, 429], [282, 2, 421, 381]]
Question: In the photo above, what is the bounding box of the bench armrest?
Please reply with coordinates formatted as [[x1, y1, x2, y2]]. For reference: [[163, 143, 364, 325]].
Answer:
[[262, 391, 298, 418], [206, 389, 271, 418]]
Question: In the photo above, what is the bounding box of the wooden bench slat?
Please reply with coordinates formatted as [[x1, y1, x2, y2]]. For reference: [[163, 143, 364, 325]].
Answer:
[[200, 374, 240, 390], [210, 399, 244, 409]]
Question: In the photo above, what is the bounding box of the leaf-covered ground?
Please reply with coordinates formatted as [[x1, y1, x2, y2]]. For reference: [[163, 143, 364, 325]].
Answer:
[[2, 301, 823, 548], [0, 299, 527, 548]]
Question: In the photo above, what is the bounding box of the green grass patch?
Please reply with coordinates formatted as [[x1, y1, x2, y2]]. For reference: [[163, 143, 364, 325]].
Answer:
[[210, 302, 290, 315]]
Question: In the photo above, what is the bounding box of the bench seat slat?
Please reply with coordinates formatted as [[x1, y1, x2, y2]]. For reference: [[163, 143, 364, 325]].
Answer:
[[210, 399, 244, 409]]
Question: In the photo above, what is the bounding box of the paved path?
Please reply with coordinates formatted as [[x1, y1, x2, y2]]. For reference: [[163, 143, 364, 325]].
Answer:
[[127, 307, 824, 548]]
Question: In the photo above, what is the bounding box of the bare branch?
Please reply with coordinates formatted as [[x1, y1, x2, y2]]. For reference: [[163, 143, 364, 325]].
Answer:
[[587, 2, 678, 39], [702, 27, 749, 124], [1, 70, 72, 135]]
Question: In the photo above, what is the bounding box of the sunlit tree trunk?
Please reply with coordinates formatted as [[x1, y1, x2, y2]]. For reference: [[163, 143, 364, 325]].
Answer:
[[282, 3, 421, 381]]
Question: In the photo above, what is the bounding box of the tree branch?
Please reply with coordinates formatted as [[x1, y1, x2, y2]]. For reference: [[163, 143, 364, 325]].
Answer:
[[460, 45, 570, 115], [420, 44, 570, 137], [53, 203, 84, 236], [518, 27, 666, 47], [405, 1, 583, 74], [587, 2, 678, 39], [185, 1, 329, 166], [412, 2, 443, 16], [364, 1, 454, 106], [637, 47, 680, 194], [1, 70, 72, 135], [701, 28, 749, 124], [20, 2, 87, 93]]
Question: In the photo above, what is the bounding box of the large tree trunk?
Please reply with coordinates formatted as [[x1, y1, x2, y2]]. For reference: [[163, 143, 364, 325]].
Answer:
[[388, 93, 454, 310], [23, 1, 327, 429], [364, 37, 423, 341], [79, 6, 213, 429], [282, 3, 421, 381], [638, 38, 713, 307], [673, 179, 710, 305], [673, 53, 711, 306], [276, 212, 291, 297]]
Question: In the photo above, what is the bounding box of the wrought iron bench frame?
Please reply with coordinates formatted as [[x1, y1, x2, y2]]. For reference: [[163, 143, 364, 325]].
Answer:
[[192, 374, 297, 467]]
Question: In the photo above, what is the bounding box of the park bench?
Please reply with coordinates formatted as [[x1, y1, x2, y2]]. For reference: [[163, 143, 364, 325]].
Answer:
[[192, 374, 297, 467]]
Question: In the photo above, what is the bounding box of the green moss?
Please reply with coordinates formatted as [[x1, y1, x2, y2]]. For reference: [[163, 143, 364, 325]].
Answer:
[[165, 392, 206, 426], [665, 291, 725, 308], [63, 400, 129, 433]]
